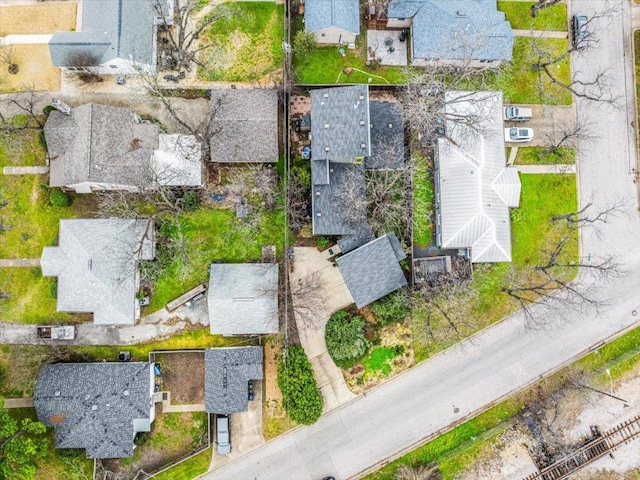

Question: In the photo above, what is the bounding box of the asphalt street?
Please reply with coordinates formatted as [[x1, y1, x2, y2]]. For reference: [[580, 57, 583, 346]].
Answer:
[[200, 1, 640, 479]]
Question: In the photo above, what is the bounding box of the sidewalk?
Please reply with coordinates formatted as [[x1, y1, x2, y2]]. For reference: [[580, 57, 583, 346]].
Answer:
[[515, 164, 576, 174], [513, 29, 568, 39]]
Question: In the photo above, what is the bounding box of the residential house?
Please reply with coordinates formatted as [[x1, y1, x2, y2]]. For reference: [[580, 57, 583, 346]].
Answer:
[[207, 263, 279, 335], [435, 91, 521, 263], [40, 219, 155, 325], [44, 103, 202, 193], [304, 0, 360, 45], [48, 0, 171, 74], [386, 0, 514, 67], [336, 233, 407, 308], [33, 362, 156, 458], [204, 347, 263, 414], [209, 89, 279, 163]]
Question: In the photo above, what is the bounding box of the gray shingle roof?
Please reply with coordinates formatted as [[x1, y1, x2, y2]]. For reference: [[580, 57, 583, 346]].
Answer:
[[336, 233, 407, 308], [209, 89, 279, 163], [311, 86, 371, 162], [208, 263, 279, 335], [49, 0, 159, 67], [40, 219, 155, 325], [367, 100, 405, 169], [33, 362, 153, 459], [44, 104, 159, 188], [435, 91, 521, 263], [304, 0, 361, 35], [204, 347, 263, 414], [388, 0, 514, 62]]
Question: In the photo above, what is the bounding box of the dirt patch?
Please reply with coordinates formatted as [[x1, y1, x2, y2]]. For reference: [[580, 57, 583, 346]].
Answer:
[[0, 44, 60, 93], [0, 3, 77, 35], [155, 352, 205, 405]]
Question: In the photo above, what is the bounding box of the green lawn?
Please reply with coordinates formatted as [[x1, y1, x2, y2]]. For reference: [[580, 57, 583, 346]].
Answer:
[[514, 146, 576, 165], [153, 447, 212, 480], [413, 153, 434, 247], [198, 2, 284, 81], [498, 1, 568, 31], [363, 347, 397, 377], [413, 174, 578, 360]]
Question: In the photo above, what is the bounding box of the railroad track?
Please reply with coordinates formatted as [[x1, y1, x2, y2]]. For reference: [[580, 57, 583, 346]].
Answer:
[[522, 415, 640, 480]]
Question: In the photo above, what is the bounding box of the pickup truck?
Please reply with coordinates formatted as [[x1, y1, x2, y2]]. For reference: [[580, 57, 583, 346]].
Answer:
[[37, 326, 76, 340]]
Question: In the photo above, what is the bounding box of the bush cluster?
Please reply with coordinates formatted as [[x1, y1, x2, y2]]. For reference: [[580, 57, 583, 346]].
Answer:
[[49, 188, 71, 207], [371, 291, 410, 326], [277, 345, 323, 425], [325, 311, 370, 363]]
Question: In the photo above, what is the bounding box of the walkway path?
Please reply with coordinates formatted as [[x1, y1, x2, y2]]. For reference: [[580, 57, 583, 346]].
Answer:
[[290, 247, 356, 412], [3, 397, 34, 408], [513, 29, 568, 39], [3, 166, 49, 175], [515, 164, 576, 173], [0, 259, 40, 267], [0, 34, 52, 45]]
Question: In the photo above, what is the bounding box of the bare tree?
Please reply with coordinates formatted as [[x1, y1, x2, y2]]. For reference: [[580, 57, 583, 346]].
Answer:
[[0, 46, 18, 75], [541, 117, 596, 158], [287, 169, 311, 233], [0, 90, 45, 128], [289, 271, 326, 329], [531, 0, 564, 17]]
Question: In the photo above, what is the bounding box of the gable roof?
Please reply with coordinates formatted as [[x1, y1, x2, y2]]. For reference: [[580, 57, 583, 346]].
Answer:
[[33, 362, 153, 459], [304, 0, 361, 35], [388, 0, 513, 62], [44, 104, 159, 188], [336, 233, 407, 308], [40, 219, 155, 325], [208, 263, 279, 335], [367, 100, 405, 169], [49, 0, 160, 67], [209, 89, 279, 163], [204, 347, 264, 414], [310, 85, 371, 162], [436, 91, 521, 263]]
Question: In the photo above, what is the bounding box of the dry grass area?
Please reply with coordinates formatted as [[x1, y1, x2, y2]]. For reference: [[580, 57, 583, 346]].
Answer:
[[263, 338, 298, 440], [0, 3, 77, 35], [0, 44, 60, 92]]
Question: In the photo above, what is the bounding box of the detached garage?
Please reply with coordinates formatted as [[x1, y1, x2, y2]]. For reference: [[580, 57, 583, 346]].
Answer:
[[304, 0, 360, 46]]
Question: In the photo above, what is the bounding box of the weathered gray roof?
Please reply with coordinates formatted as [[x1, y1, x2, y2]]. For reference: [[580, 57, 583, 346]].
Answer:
[[44, 104, 159, 188], [436, 91, 521, 263], [336, 233, 407, 308], [304, 0, 360, 35], [388, 0, 513, 62], [367, 100, 405, 169], [204, 347, 263, 414], [40, 219, 155, 325], [311, 86, 371, 162], [208, 263, 279, 335], [49, 0, 159, 67], [33, 362, 153, 459], [209, 89, 279, 163], [413, 255, 452, 283]]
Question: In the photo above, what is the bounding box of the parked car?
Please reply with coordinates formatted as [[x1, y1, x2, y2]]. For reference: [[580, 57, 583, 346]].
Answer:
[[216, 414, 231, 455], [572, 14, 589, 49], [503, 105, 532, 122], [504, 127, 534, 143]]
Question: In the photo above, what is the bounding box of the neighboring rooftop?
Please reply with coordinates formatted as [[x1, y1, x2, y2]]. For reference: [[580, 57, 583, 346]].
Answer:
[[388, 0, 513, 63], [204, 347, 264, 414], [336, 233, 407, 308], [208, 263, 279, 335], [310, 85, 371, 162], [40, 219, 155, 325], [436, 91, 521, 263], [304, 0, 360, 35], [33, 362, 154, 459], [209, 89, 279, 163], [367, 100, 405, 169]]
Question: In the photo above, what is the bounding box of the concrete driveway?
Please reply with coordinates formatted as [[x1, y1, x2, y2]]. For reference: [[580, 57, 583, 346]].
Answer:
[[504, 104, 576, 147], [290, 247, 356, 412]]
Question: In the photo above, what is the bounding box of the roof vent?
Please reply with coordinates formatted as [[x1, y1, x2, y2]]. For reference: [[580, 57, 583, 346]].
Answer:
[[360, 143, 366, 148], [359, 94, 365, 100], [323, 93, 329, 98], [123, 390, 130, 396], [325, 147, 330, 152], [456, 10, 466, 17], [329, 168, 334, 173], [317, 212, 322, 217], [54, 391, 61, 396], [324, 123, 329, 128], [88, 258, 93, 271], [316, 191, 321, 196], [360, 120, 365, 126], [91, 405, 98, 411], [388, 123, 393, 128]]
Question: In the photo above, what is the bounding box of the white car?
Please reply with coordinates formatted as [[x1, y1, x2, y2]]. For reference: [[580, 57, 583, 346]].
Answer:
[[505, 127, 534, 143]]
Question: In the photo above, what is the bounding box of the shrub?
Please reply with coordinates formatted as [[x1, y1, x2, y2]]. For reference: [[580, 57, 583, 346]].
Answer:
[[49, 188, 71, 207], [42, 105, 56, 118], [277, 345, 323, 424], [325, 311, 370, 363], [182, 191, 200, 212], [316, 236, 329, 249], [293, 30, 317, 57], [371, 291, 410, 325], [48, 281, 57, 299]]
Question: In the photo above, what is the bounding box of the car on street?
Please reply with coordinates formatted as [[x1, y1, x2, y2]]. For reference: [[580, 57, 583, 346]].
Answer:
[[504, 127, 534, 143], [572, 14, 589, 49], [503, 105, 532, 122], [216, 414, 231, 455]]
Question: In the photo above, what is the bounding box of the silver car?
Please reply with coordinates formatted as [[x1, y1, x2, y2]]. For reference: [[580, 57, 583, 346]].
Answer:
[[504, 127, 534, 143], [216, 414, 231, 455]]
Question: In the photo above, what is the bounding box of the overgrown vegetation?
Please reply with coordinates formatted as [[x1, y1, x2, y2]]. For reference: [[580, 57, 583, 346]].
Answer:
[[277, 345, 323, 425], [325, 311, 371, 365], [412, 153, 434, 247], [0, 400, 47, 480]]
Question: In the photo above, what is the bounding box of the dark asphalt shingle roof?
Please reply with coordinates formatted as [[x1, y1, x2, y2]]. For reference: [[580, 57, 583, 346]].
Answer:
[[367, 101, 404, 169], [337, 233, 407, 308], [304, 0, 361, 35], [204, 347, 263, 414], [33, 363, 153, 459]]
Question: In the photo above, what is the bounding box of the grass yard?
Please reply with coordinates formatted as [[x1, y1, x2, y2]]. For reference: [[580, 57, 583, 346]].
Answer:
[[413, 173, 578, 361], [0, 3, 77, 35], [153, 447, 212, 480], [198, 2, 284, 82], [514, 146, 576, 165], [413, 152, 434, 247], [0, 44, 60, 93], [497, 1, 568, 31]]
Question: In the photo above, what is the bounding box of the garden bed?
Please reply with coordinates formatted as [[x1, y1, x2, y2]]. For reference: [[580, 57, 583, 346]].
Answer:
[[153, 351, 205, 405]]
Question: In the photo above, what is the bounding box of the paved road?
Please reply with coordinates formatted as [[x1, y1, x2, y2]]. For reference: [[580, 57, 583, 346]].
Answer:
[[199, 2, 640, 479]]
